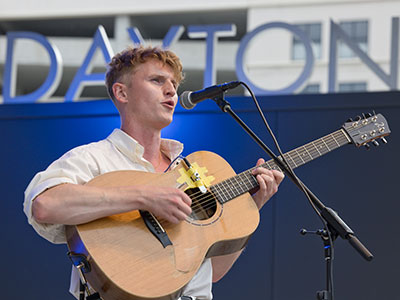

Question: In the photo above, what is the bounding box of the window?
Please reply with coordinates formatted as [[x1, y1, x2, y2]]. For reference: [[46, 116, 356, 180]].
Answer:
[[301, 83, 320, 94], [338, 82, 367, 92], [338, 20, 368, 58], [292, 23, 322, 60]]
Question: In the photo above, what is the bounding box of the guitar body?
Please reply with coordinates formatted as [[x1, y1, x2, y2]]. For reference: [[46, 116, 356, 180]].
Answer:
[[66, 151, 260, 300], [65, 113, 391, 300]]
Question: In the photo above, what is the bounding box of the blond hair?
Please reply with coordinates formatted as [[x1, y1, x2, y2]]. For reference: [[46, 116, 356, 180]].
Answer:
[[105, 46, 184, 102]]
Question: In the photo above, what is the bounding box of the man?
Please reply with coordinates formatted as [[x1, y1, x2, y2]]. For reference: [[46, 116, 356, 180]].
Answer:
[[24, 46, 284, 299]]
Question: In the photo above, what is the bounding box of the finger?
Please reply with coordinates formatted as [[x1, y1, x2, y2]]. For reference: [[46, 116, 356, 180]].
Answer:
[[256, 174, 267, 193], [262, 173, 275, 192], [167, 215, 181, 224], [179, 191, 192, 207], [173, 194, 192, 216], [272, 170, 285, 184], [253, 167, 274, 177], [263, 172, 280, 196], [177, 201, 192, 216], [173, 209, 190, 221], [256, 158, 265, 167]]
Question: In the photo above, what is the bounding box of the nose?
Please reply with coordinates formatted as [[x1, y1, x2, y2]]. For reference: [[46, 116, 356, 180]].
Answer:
[[163, 80, 176, 98]]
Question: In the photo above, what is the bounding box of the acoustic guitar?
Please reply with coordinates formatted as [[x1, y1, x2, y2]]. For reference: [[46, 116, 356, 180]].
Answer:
[[66, 113, 390, 300]]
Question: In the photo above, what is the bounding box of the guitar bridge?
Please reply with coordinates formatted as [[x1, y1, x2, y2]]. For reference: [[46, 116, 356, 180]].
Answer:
[[140, 210, 172, 248]]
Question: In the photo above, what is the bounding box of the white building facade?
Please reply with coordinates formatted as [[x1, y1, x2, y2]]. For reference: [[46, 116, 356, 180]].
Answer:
[[0, 0, 399, 102]]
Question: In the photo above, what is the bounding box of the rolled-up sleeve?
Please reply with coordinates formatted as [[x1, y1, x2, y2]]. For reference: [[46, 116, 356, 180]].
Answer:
[[23, 148, 99, 244]]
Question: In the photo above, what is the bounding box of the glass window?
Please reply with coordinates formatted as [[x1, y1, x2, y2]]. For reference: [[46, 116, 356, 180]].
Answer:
[[338, 20, 368, 58], [292, 23, 322, 60], [301, 83, 320, 94], [338, 82, 367, 92]]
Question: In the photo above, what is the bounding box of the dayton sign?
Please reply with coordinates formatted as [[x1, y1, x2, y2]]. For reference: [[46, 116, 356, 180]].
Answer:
[[2, 18, 399, 104]]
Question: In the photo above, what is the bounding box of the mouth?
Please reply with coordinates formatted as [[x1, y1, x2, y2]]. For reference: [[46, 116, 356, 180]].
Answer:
[[161, 100, 175, 109]]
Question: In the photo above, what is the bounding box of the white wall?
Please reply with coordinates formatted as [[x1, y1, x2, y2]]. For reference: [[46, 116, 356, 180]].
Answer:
[[246, 1, 400, 93]]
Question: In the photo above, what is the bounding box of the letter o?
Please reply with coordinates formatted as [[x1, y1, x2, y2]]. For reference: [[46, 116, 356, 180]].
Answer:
[[236, 22, 314, 95]]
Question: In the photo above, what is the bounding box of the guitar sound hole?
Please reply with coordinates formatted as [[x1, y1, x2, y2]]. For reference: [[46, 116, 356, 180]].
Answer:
[[185, 188, 217, 221]]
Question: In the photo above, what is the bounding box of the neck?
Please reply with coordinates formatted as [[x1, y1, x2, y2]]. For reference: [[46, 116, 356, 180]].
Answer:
[[121, 122, 167, 170]]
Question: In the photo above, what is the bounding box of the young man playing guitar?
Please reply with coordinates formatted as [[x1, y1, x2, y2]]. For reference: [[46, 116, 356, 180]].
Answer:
[[24, 46, 284, 300]]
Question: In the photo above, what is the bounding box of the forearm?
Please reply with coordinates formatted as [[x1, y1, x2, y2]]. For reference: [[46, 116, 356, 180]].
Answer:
[[32, 183, 145, 225], [32, 182, 192, 226], [211, 249, 244, 282]]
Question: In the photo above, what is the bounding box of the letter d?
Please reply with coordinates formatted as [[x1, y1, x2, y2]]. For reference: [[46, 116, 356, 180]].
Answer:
[[3, 32, 62, 104]]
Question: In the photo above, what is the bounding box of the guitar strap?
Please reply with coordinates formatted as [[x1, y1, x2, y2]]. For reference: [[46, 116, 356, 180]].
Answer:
[[79, 281, 102, 300]]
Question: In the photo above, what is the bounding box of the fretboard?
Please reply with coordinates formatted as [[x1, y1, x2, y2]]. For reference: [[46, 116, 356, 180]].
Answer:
[[210, 129, 351, 204]]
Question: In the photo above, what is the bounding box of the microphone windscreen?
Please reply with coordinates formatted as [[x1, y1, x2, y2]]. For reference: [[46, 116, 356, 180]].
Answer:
[[179, 91, 194, 110]]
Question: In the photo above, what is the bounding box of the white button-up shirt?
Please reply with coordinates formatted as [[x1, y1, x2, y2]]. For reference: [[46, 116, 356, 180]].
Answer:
[[23, 128, 213, 300]]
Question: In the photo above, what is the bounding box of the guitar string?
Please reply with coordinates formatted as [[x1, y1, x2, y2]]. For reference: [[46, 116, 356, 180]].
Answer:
[[156, 126, 372, 226], [157, 131, 342, 225], [181, 133, 349, 216], [185, 131, 350, 213], [187, 121, 381, 213], [157, 123, 374, 223]]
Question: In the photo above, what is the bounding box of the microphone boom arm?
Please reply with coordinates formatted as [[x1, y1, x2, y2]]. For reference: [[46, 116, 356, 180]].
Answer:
[[212, 93, 373, 262]]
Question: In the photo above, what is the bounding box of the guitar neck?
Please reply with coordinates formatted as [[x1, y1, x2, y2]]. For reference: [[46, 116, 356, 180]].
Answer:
[[210, 129, 351, 203]]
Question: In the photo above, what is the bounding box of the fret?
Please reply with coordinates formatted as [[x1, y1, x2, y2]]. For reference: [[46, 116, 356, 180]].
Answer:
[[284, 152, 298, 168], [289, 150, 302, 166], [236, 176, 246, 193], [301, 145, 313, 162], [334, 131, 349, 145], [209, 185, 219, 202], [226, 178, 236, 199], [265, 161, 276, 171], [234, 176, 245, 193], [208, 129, 351, 204], [340, 128, 351, 143], [223, 178, 232, 200], [303, 144, 316, 160], [314, 139, 329, 155], [311, 141, 322, 156], [241, 172, 253, 190], [229, 177, 241, 196], [242, 172, 254, 189], [215, 183, 228, 203], [250, 172, 259, 189], [321, 137, 331, 151], [246, 172, 254, 190], [295, 148, 306, 164], [210, 184, 223, 203], [330, 133, 340, 147]]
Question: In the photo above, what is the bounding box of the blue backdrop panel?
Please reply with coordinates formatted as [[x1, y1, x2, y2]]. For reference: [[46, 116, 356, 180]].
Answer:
[[1, 91, 399, 300]]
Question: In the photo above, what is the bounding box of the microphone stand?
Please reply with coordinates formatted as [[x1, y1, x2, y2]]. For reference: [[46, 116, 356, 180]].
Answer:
[[211, 94, 373, 300]]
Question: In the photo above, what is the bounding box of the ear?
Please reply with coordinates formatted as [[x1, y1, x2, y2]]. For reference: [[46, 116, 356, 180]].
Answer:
[[112, 82, 129, 104]]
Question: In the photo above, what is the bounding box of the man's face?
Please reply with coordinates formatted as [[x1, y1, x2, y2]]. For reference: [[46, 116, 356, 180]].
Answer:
[[123, 59, 179, 130]]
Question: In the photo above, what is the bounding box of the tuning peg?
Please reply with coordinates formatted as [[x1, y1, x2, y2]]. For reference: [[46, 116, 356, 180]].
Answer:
[[347, 118, 353, 122], [365, 113, 373, 118], [364, 144, 371, 150], [372, 140, 380, 147], [381, 137, 388, 144]]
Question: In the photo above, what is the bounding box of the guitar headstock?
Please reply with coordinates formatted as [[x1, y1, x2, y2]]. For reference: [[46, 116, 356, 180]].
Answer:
[[343, 113, 391, 147]]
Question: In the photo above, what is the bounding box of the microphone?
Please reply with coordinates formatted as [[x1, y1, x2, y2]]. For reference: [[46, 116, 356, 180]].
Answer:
[[179, 81, 240, 109]]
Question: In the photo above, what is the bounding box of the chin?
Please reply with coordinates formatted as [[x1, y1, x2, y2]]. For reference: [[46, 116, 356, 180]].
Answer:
[[157, 117, 173, 130]]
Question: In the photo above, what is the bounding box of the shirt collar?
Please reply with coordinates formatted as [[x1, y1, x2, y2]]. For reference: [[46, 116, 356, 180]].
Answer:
[[106, 128, 184, 163]]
